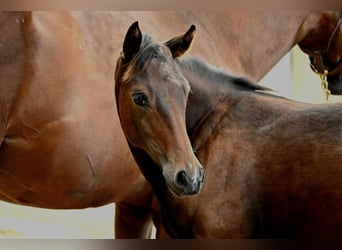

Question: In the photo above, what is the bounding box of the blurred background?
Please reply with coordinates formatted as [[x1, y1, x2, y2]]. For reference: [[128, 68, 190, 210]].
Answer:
[[0, 44, 341, 239], [0, 202, 114, 238], [260, 46, 342, 104]]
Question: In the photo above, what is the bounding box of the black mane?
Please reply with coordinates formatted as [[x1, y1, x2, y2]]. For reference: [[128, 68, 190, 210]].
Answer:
[[177, 56, 270, 92]]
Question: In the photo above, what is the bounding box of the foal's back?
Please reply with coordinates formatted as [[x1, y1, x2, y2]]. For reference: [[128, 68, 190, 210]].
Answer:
[[204, 93, 341, 238], [241, 95, 342, 237]]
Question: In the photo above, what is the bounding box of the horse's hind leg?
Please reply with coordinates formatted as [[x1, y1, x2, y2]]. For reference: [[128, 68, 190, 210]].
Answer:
[[115, 202, 153, 239]]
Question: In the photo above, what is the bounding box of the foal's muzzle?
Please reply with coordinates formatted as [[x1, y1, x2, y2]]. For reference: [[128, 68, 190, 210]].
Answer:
[[173, 167, 204, 196]]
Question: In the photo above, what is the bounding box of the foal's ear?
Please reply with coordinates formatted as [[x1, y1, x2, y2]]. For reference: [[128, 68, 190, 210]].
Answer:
[[122, 21, 142, 63], [165, 25, 196, 58]]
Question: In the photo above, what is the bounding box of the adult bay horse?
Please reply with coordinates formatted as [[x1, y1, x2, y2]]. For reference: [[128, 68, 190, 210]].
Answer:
[[115, 22, 342, 238], [0, 11, 341, 238]]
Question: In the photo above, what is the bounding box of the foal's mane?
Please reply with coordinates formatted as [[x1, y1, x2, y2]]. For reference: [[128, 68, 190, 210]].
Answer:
[[177, 56, 270, 92]]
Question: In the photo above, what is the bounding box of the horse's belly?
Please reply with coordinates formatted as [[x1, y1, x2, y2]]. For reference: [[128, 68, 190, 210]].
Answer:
[[0, 113, 138, 208]]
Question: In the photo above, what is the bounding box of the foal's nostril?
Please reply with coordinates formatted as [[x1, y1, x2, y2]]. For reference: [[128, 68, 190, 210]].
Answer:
[[176, 170, 188, 188], [199, 168, 204, 183]]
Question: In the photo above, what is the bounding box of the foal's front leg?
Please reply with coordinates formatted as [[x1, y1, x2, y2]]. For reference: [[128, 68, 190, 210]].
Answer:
[[115, 202, 153, 239]]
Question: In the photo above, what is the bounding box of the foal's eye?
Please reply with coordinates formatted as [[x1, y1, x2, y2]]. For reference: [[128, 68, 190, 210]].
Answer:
[[132, 93, 148, 106]]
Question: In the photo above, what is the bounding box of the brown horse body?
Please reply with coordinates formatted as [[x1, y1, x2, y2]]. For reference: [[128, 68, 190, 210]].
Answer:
[[1, 11, 341, 238], [115, 24, 342, 238], [175, 57, 342, 238]]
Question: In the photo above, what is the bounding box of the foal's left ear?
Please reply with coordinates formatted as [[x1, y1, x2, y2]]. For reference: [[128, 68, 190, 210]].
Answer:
[[165, 25, 196, 58], [122, 21, 142, 64]]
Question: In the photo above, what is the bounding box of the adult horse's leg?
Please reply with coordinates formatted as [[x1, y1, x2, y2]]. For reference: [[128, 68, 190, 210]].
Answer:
[[115, 202, 153, 238]]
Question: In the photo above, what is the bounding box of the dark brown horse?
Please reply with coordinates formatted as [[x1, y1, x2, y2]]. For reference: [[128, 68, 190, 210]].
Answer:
[[115, 22, 342, 238], [1, 11, 341, 238]]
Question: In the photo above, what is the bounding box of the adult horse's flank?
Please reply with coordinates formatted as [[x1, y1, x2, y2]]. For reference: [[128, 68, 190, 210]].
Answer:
[[115, 23, 342, 238], [0, 11, 341, 238]]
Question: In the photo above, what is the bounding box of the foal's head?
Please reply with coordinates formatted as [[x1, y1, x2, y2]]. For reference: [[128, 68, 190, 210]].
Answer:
[[115, 22, 204, 196]]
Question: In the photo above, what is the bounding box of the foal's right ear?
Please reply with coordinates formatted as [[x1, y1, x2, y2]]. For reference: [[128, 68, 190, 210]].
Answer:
[[165, 25, 196, 58], [122, 21, 142, 64]]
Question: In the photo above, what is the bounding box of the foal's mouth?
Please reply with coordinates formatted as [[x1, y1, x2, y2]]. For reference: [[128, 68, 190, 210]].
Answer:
[[167, 184, 199, 197]]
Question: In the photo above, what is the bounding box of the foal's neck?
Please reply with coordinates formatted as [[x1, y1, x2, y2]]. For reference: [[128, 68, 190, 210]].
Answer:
[[179, 57, 234, 126], [178, 57, 266, 144]]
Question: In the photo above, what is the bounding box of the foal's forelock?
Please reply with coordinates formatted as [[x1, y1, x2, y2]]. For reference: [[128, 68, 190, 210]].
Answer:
[[120, 35, 172, 84]]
